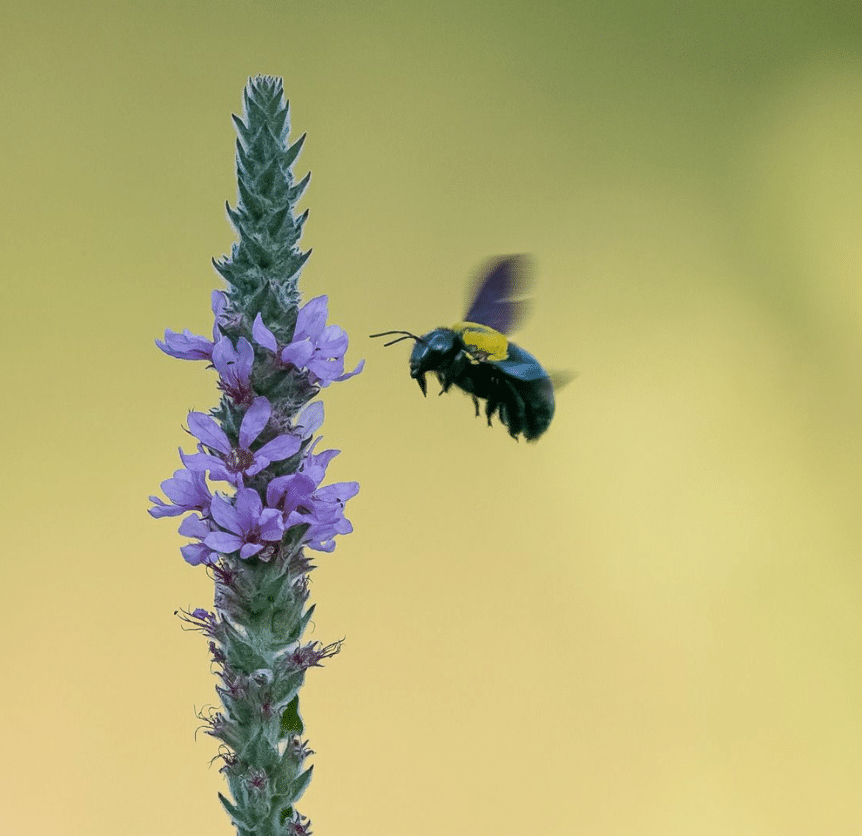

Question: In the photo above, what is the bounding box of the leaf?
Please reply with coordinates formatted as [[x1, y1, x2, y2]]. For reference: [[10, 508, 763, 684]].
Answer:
[[290, 766, 314, 801], [280, 694, 304, 735]]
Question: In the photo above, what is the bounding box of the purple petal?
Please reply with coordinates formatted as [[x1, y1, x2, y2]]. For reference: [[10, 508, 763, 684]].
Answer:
[[285, 510, 310, 529], [211, 336, 234, 366], [212, 336, 245, 375], [204, 463, 241, 488], [254, 433, 301, 464], [258, 508, 286, 541], [211, 290, 227, 330], [279, 474, 317, 514], [266, 474, 295, 508], [239, 542, 264, 559], [209, 493, 242, 535], [253, 313, 278, 352], [148, 497, 184, 518], [179, 449, 226, 474], [232, 338, 255, 379], [308, 355, 345, 383], [205, 531, 245, 553], [156, 329, 214, 360], [182, 542, 218, 565], [302, 448, 340, 487], [294, 401, 324, 437], [178, 513, 210, 538], [317, 481, 360, 504], [161, 469, 211, 508], [188, 412, 231, 454], [315, 325, 349, 356], [294, 295, 329, 340], [179, 447, 239, 486], [239, 397, 271, 448], [280, 339, 315, 368], [233, 488, 264, 530], [335, 357, 365, 382]]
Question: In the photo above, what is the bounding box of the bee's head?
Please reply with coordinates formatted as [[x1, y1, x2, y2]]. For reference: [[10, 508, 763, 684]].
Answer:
[[369, 327, 459, 397]]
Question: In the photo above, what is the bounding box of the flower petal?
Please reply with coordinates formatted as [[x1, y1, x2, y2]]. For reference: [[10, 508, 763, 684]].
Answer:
[[317, 481, 360, 503], [258, 508, 286, 541], [149, 497, 183, 518], [181, 542, 218, 565], [233, 487, 263, 530], [179, 450, 225, 474], [188, 412, 231, 454], [266, 474, 295, 508], [335, 357, 365, 382], [294, 401, 324, 438], [252, 313, 278, 352], [161, 468, 211, 508], [239, 397, 271, 448], [280, 339, 315, 368], [178, 513, 210, 538], [255, 433, 301, 464], [315, 325, 348, 357], [239, 542, 264, 559], [156, 329, 214, 361], [209, 493, 242, 535], [204, 531, 245, 554], [294, 295, 328, 340]]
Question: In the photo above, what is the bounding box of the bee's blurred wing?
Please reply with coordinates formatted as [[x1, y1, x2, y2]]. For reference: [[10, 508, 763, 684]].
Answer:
[[463, 254, 533, 335]]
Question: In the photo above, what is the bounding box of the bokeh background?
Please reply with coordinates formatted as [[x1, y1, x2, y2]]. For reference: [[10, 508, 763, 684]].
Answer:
[[4, 1, 862, 833]]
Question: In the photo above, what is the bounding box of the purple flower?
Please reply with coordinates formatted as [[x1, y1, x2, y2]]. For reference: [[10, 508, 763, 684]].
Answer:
[[204, 488, 285, 560], [301, 442, 340, 485], [266, 472, 317, 518], [182, 397, 301, 487], [156, 329, 214, 361], [175, 607, 219, 636], [301, 481, 359, 552], [149, 468, 213, 518], [212, 336, 254, 405], [178, 513, 219, 566], [156, 291, 227, 361], [253, 296, 364, 387], [266, 451, 359, 553]]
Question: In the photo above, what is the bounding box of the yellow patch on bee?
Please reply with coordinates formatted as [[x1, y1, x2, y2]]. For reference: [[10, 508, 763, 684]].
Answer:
[[451, 321, 509, 362]]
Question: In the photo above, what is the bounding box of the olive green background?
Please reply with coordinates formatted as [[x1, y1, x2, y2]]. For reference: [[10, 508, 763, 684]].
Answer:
[[4, 1, 862, 833]]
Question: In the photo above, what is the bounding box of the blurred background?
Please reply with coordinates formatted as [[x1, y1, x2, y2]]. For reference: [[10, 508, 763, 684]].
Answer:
[[4, 1, 862, 833]]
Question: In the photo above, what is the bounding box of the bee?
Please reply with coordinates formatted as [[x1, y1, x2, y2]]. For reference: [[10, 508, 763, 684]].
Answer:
[[371, 255, 556, 441]]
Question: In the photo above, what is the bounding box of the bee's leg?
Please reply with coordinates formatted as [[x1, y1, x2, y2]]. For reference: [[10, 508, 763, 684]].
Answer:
[[472, 396, 481, 417], [440, 351, 469, 394], [484, 392, 497, 427], [414, 372, 428, 397], [504, 381, 526, 439]]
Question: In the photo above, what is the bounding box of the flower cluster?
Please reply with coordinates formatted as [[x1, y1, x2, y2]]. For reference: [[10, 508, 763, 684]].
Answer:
[[150, 291, 363, 567]]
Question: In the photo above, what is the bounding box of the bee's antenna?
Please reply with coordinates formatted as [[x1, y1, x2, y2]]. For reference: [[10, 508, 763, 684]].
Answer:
[[369, 330, 426, 347]]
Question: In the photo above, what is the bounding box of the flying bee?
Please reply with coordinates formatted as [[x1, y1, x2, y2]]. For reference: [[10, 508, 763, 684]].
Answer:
[[371, 255, 556, 441]]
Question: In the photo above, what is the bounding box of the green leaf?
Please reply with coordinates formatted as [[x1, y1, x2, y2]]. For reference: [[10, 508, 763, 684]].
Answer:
[[231, 113, 253, 149], [287, 171, 311, 203], [290, 765, 314, 801], [218, 792, 255, 830], [280, 695, 303, 735], [284, 132, 307, 168], [267, 203, 291, 238]]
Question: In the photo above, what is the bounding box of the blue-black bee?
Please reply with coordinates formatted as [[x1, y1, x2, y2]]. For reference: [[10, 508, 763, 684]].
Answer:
[[371, 255, 555, 441]]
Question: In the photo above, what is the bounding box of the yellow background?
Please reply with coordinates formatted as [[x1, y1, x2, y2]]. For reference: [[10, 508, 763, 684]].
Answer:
[[4, 1, 862, 833]]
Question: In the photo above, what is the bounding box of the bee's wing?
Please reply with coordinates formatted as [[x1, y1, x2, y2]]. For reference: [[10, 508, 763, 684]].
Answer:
[[463, 255, 532, 335]]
